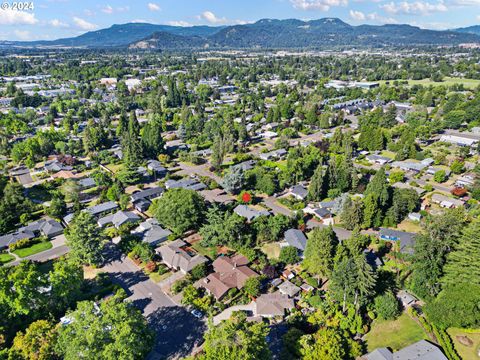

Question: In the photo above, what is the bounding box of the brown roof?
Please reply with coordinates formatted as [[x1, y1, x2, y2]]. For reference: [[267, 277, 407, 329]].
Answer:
[[157, 239, 208, 273], [255, 292, 294, 317], [202, 255, 258, 299]]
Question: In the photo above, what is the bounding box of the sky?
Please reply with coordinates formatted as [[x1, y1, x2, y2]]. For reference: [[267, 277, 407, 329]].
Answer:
[[0, 0, 479, 41]]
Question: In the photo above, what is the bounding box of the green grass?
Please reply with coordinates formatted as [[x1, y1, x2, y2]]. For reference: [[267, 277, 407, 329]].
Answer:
[[13, 241, 53, 258], [379, 77, 480, 89], [190, 241, 218, 260], [0, 253, 15, 264], [365, 313, 428, 352], [447, 328, 480, 360]]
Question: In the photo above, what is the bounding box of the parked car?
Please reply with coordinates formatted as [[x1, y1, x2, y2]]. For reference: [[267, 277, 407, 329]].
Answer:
[[191, 309, 204, 318]]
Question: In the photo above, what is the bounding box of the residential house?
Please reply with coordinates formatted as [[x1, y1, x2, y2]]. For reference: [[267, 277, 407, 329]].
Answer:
[[455, 174, 476, 188], [303, 206, 334, 225], [364, 340, 447, 360], [278, 280, 301, 298], [130, 187, 164, 212], [288, 184, 308, 201], [282, 229, 307, 253], [97, 210, 140, 228], [78, 177, 96, 190], [431, 194, 464, 209], [408, 212, 422, 222], [201, 254, 259, 300], [366, 154, 392, 165], [165, 178, 207, 192], [378, 228, 416, 254], [397, 290, 417, 308], [157, 239, 208, 274], [64, 201, 119, 225], [254, 292, 294, 318], [146, 160, 168, 178], [259, 148, 287, 161], [0, 218, 63, 250], [440, 132, 479, 147], [233, 205, 270, 222], [232, 160, 256, 172], [131, 218, 172, 247]]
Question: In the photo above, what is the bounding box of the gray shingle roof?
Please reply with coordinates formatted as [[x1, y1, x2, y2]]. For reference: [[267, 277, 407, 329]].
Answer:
[[233, 205, 270, 222], [130, 187, 164, 202], [284, 229, 307, 251]]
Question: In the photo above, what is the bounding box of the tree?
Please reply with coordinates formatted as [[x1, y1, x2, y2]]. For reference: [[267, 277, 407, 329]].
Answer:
[[45, 196, 66, 219], [279, 246, 300, 265], [0, 182, 34, 234], [199, 208, 251, 248], [211, 135, 226, 170], [389, 170, 404, 184], [341, 197, 363, 231], [303, 227, 339, 278], [425, 283, 480, 329], [450, 160, 465, 175], [49, 258, 83, 311], [433, 170, 447, 183], [190, 263, 208, 281], [299, 327, 347, 360], [365, 167, 389, 207], [199, 312, 271, 360], [362, 193, 382, 229], [153, 188, 206, 235], [442, 220, 480, 286], [142, 114, 165, 158], [55, 298, 154, 360], [65, 211, 105, 266], [243, 276, 261, 297], [374, 292, 400, 320], [11, 320, 58, 360], [307, 162, 325, 201], [222, 166, 245, 194]]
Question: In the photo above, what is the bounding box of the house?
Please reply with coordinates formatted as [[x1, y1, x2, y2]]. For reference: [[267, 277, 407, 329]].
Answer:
[[455, 174, 476, 187], [392, 182, 425, 196], [165, 178, 207, 192], [97, 210, 140, 228], [130, 187, 164, 211], [364, 340, 447, 360], [131, 218, 172, 247], [254, 292, 294, 318], [19, 218, 64, 238], [278, 280, 301, 298], [440, 133, 479, 147], [282, 269, 296, 280], [146, 160, 168, 178], [86, 201, 119, 217], [378, 228, 416, 254], [431, 194, 464, 208], [260, 131, 278, 139], [233, 205, 270, 222], [303, 206, 334, 225], [364, 249, 383, 269], [397, 290, 417, 308], [408, 212, 422, 222], [289, 184, 308, 201], [259, 148, 287, 161], [44, 159, 73, 173], [366, 154, 392, 165], [282, 229, 307, 252], [391, 160, 428, 173], [201, 254, 259, 300], [232, 160, 257, 172], [157, 239, 208, 274], [0, 231, 35, 249], [78, 177, 96, 189]]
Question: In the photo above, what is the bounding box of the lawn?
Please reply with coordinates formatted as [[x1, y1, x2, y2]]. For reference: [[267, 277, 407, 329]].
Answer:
[[447, 328, 480, 360], [13, 241, 53, 258], [379, 77, 480, 89], [190, 241, 218, 260], [104, 163, 123, 174], [397, 220, 422, 233], [365, 313, 428, 352], [0, 253, 15, 264], [261, 242, 281, 260]]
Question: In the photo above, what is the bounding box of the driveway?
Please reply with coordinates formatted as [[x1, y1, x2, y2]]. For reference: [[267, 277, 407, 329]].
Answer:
[[176, 162, 223, 184], [101, 245, 206, 359], [263, 196, 294, 217], [213, 302, 255, 325]]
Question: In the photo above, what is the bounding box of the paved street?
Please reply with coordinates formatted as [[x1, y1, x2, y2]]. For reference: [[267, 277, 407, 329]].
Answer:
[[176, 162, 223, 184], [9, 235, 69, 266], [101, 245, 206, 359]]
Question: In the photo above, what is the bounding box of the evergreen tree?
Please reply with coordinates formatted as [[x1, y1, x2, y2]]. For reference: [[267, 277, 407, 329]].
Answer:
[[307, 162, 325, 201], [341, 197, 363, 230], [303, 227, 339, 278]]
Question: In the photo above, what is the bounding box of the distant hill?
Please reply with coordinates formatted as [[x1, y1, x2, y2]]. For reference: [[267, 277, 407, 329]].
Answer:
[[2, 18, 479, 50], [454, 25, 480, 36]]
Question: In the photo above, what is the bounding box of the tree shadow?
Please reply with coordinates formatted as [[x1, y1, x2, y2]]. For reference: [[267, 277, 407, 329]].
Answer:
[[130, 297, 153, 313], [146, 306, 207, 359], [107, 271, 150, 295]]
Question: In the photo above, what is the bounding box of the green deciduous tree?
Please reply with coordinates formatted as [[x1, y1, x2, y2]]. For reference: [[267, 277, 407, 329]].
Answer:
[[374, 292, 400, 320], [11, 320, 58, 360], [153, 188, 206, 235], [55, 298, 153, 360], [279, 246, 300, 265]]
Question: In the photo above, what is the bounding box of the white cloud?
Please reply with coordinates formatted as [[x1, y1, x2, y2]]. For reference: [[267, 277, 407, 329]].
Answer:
[[381, 1, 448, 15], [367, 12, 399, 23], [147, 3, 161, 11], [102, 5, 114, 14], [290, 0, 348, 11], [14, 30, 31, 40], [0, 9, 38, 25], [199, 11, 228, 24], [167, 20, 193, 27], [73, 16, 98, 31], [349, 10, 366, 20], [49, 19, 69, 27]]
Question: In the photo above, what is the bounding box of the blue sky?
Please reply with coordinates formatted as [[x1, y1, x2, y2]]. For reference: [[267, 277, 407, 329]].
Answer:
[[0, 0, 479, 41]]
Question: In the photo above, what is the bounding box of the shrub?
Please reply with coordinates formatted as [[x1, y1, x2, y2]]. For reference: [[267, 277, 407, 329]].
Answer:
[[279, 246, 300, 265], [374, 292, 400, 320], [144, 261, 157, 273], [171, 279, 190, 295], [190, 263, 208, 281]]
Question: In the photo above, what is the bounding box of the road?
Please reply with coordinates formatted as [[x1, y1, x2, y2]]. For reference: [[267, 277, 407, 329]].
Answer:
[[100, 245, 206, 359], [176, 162, 223, 184], [263, 196, 295, 217]]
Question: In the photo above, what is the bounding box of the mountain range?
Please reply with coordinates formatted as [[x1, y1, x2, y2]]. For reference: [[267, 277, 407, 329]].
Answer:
[[1, 18, 479, 50]]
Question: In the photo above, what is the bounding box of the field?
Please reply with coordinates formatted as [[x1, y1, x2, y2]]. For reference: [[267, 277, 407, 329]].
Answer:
[[365, 313, 428, 352], [379, 77, 480, 89], [13, 241, 53, 258], [0, 252, 15, 264], [447, 328, 480, 360]]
